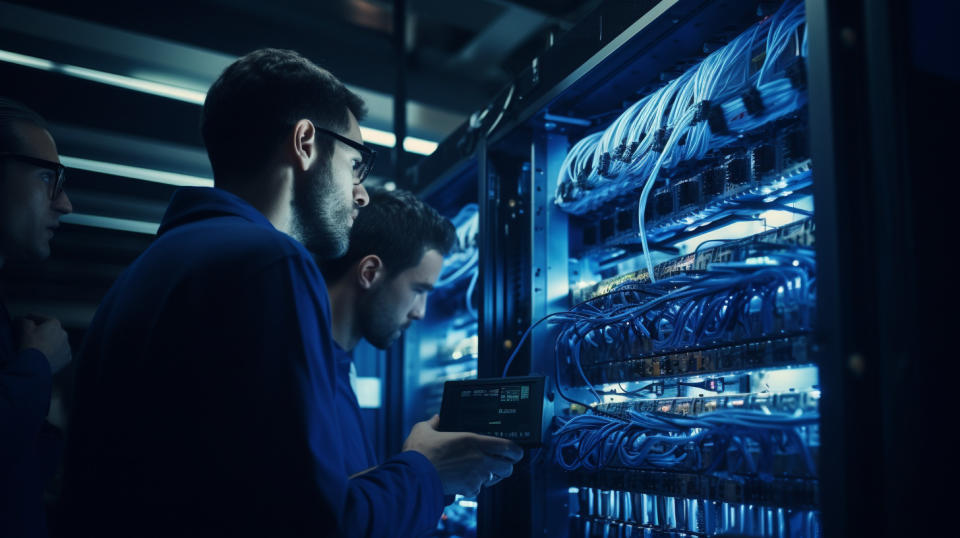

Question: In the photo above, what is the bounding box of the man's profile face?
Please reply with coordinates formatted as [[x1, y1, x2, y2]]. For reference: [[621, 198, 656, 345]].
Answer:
[[291, 109, 369, 259], [358, 248, 444, 349], [0, 123, 72, 262]]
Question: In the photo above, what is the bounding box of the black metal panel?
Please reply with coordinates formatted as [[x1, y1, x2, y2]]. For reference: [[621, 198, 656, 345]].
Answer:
[[475, 135, 538, 537], [5, 0, 493, 115], [809, 0, 959, 535]]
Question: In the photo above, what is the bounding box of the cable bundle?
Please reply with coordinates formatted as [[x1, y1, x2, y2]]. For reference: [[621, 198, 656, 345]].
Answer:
[[554, 0, 808, 281], [436, 203, 479, 289], [552, 407, 818, 477], [499, 249, 815, 403], [553, 251, 815, 399], [434, 203, 481, 318]]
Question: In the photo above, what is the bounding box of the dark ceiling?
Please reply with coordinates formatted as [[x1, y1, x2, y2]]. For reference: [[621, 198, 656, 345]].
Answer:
[[0, 0, 603, 336], [9, 0, 602, 115]]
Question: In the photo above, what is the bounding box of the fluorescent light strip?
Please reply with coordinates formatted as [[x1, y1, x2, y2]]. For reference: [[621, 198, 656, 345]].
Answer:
[[361, 128, 395, 147], [403, 137, 439, 155], [60, 65, 207, 104], [60, 156, 213, 187], [61, 213, 159, 235], [0, 49, 55, 70], [0, 49, 439, 156]]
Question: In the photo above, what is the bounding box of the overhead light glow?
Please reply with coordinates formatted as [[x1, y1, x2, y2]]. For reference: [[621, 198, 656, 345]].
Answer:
[[60, 65, 207, 104], [0, 49, 55, 70], [60, 156, 213, 187], [402, 137, 439, 155], [0, 48, 440, 156], [360, 127, 396, 147], [61, 213, 160, 235], [358, 128, 439, 156]]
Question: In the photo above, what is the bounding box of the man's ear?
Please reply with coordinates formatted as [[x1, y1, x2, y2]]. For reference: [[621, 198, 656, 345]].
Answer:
[[356, 255, 386, 290], [289, 119, 317, 172]]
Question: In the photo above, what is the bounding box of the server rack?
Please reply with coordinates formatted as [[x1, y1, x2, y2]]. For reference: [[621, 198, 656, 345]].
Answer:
[[406, 0, 955, 536], [474, 1, 820, 536]]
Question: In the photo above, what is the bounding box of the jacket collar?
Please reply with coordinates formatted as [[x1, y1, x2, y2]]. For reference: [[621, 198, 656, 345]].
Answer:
[[157, 187, 275, 236]]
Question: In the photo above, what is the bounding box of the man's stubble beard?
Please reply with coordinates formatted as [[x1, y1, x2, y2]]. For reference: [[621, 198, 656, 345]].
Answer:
[[357, 284, 404, 350], [290, 160, 352, 260]]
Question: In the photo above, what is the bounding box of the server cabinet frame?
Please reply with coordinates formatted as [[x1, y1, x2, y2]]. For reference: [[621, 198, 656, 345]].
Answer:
[[412, 0, 942, 535]]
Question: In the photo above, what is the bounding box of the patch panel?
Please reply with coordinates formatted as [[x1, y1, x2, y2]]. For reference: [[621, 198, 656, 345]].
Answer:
[[594, 389, 820, 419], [569, 487, 820, 537], [570, 472, 819, 512], [573, 217, 815, 303], [577, 334, 814, 385], [572, 511, 820, 538]]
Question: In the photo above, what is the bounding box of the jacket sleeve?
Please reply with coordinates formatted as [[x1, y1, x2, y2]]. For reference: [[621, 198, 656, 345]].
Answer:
[[221, 255, 443, 538], [0, 349, 52, 448]]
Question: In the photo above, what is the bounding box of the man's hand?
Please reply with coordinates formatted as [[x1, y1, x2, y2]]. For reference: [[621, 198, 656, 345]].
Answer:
[[17, 315, 72, 374], [402, 415, 524, 496]]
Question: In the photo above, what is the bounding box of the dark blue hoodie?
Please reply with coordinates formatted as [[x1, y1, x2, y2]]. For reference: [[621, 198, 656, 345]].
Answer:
[[59, 187, 443, 537]]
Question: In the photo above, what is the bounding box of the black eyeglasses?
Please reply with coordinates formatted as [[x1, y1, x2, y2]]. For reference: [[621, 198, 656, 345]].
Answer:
[[311, 124, 376, 184], [0, 153, 66, 200]]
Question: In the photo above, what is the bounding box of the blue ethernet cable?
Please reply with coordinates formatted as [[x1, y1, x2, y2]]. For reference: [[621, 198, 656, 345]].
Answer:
[[436, 203, 479, 289], [552, 407, 818, 476], [554, 0, 809, 221]]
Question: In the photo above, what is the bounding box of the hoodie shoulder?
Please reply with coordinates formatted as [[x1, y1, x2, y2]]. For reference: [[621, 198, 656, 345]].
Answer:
[[149, 187, 316, 275]]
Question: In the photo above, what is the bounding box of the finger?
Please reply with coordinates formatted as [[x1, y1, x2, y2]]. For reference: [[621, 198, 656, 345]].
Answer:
[[475, 436, 524, 462], [427, 414, 440, 429], [484, 457, 514, 481], [482, 460, 513, 488], [486, 468, 512, 487], [486, 475, 505, 487], [14, 318, 36, 331]]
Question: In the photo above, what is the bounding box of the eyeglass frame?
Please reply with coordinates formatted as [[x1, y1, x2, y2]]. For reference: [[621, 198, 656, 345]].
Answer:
[[310, 123, 376, 185], [0, 153, 66, 200]]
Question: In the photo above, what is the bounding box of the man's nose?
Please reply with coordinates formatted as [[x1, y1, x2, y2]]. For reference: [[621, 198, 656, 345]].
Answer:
[[354, 184, 369, 208], [52, 189, 73, 215], [409, 296, 427, 320]]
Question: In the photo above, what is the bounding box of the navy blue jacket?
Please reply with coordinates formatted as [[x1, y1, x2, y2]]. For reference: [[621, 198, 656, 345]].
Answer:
[[1, 302, 62, 538], [59, 187, 443, 537], [332, 344, 377, 474]]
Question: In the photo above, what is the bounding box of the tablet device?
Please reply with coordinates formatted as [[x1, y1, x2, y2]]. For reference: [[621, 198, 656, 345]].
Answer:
[[438, 376, 545, 447]]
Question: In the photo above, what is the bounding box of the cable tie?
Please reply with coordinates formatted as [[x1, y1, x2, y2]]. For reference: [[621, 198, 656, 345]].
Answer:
[[621, 141, 640, 164], [694, 100, 711, 123], [576, 167, 591, 188], [598, 152, 616, 178], [612, 142, 627, 161], [741, 87, 765, 116], [707, 104, 729, 134], [652, 127, 669, 153]]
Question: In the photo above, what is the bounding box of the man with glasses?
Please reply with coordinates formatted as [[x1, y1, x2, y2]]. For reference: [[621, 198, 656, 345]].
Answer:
[[60, 49, 521, 538], [0, 97, 73, 538]]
